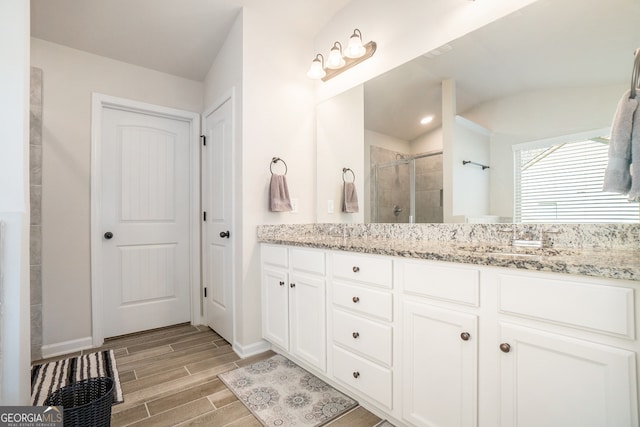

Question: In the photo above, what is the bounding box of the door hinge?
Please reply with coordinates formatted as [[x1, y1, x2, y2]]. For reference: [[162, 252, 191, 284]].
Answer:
[[200, 134, 206, 146], [203, 211, 207, 221], [204, 287, 207, 298]]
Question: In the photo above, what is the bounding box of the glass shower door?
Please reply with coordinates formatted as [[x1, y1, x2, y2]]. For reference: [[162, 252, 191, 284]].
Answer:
[[372, 160, 411, 223]]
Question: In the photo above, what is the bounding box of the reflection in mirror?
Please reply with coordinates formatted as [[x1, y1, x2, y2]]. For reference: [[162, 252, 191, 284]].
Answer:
[[316, 0, 640, 224]]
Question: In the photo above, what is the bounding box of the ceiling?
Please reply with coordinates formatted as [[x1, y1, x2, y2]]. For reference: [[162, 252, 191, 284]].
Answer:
[[364, 0, 640, 142], [30, 0, 351, 81]]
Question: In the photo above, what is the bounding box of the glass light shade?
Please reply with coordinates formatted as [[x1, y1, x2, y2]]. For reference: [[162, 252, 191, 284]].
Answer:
[[345, 33, 366, 58], [326, 43, 346, 69], [307, 57, 326, 79]]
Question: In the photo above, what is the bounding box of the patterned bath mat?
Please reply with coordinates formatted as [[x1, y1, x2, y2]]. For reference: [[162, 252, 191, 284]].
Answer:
[[31, 350, 123, 406], [219, 354, 358, 426]]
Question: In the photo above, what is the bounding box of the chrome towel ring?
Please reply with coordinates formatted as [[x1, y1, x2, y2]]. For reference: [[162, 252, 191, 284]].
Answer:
[[270, 157, 288, 175], [342, 167, 355, 183]]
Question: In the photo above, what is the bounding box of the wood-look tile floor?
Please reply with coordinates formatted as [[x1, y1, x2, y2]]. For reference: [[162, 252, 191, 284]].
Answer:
[[36, 324, 383, 426]]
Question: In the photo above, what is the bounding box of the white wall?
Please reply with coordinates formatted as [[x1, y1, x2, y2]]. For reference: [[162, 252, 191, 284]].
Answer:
[[0, 0, 31, 405], [31, 38, 204, 351], [411, 127, 443, 154], [317, 85, 364, 223], [234, 5, 321, 348], [451, 117, 491, 219]]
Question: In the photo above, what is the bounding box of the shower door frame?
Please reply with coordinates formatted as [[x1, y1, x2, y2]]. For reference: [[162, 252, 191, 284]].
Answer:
[[372, 150, 443, 223]]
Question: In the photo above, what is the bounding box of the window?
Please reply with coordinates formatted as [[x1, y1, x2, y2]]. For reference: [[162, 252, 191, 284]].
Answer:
[[514, 136, 640, 223]]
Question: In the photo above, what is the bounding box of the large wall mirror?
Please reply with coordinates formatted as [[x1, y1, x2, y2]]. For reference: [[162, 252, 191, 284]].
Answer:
[[316, 0, 640, 224]]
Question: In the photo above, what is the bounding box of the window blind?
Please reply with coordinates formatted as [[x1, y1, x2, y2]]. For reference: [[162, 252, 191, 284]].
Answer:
[[514, 138, 640, 223]]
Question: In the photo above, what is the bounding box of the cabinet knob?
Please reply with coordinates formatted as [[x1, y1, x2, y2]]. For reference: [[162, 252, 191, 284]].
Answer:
[[352, 371, 360, 379], [499, 343, 511, 353], [279, 281, 285, 286], [104, 231, 114, 240], [352, 332, 360, 339], [460, 332, 471, 341], [352, 266, 360, 273], [290, 283, 295, 288], [352, 296, 360, 303]]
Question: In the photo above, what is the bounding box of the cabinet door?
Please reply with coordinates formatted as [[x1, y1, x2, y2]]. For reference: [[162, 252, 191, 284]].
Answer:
[[290, 273, 326, 371], [499, 323, 638, 427], [403, 301, 478, 427], [262, 267, 289, 350]]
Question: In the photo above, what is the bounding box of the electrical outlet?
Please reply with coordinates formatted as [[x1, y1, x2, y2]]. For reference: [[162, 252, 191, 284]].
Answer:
[[290, 198, 299, 213], [327, 199, 334, 214]]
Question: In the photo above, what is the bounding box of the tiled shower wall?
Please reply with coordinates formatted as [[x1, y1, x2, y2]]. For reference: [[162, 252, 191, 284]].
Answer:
[[30, 67, 43, 361]]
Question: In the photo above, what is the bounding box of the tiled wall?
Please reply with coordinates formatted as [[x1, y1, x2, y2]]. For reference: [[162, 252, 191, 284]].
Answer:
[[30, 67, 43, 361]]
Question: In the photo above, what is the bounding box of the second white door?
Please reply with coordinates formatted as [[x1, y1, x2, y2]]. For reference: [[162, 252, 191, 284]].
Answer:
[[202, 98, 234, 343]]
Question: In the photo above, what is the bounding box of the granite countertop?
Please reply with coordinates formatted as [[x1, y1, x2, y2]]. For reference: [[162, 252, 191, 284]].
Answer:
[[258, 234, 640, 282]]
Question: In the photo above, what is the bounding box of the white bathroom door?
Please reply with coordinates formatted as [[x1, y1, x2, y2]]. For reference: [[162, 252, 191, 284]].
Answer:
[[202, 97, 234, 343], [100, 106, 192, 338]]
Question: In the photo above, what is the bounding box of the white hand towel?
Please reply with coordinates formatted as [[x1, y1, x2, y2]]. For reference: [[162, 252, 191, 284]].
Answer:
[[269, 174, 292, 212], [603, 90, 638, 194], [628, 101, 640, 201], [342, 182, 359, 213]]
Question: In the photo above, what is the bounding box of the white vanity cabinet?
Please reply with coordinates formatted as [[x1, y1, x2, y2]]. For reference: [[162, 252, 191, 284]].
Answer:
[[400, 260, 480, 427], [329, 252, 395, 410], [261, 244, 327, 372], [492, 270, 639, 427], [260, 243, 640, 427]]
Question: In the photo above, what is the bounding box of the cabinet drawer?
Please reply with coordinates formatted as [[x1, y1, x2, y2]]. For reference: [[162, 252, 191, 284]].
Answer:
[[333, 281, 393, 321], [332, 309, 392, 366], [498, 273, 635, 338], [402, 260, 479, 306], [333, 252, 392, 288], [291, 248, 325, 275], [262, 244, 288, 268], [332, 346, 392, 408]]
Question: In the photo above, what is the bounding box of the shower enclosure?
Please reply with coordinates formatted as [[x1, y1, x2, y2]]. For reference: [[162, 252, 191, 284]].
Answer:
[[371, 151, 443, 223]]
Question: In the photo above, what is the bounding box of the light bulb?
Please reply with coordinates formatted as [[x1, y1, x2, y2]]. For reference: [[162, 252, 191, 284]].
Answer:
[[420, 115, 434, 125], [326, 42, 345, 69], [345, 29, 366, 59]]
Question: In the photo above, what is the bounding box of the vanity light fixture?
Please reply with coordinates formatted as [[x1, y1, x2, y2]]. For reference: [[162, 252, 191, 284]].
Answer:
[[307, 28, 377, 82]]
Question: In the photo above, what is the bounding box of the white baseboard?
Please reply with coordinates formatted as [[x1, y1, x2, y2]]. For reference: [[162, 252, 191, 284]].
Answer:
[[232, 339, 271, 359], [41, 336, 93, 358]]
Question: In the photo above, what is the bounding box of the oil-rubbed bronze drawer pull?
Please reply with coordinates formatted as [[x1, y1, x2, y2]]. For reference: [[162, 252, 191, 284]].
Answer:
[[460, 332, 471, 341], [353, 266, 360, 272], [500, 343, 511, 353], [279, 281, 285, 286], [290, 283, 296, 288], [352, 371, 360, 379], [352, 296, 360, 303], [352, 332, 360, 339]]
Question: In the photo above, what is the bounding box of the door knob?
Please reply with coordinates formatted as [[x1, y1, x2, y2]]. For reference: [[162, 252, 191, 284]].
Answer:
[[219, 230, 230, 238], [500, 343, 511, 353], [104, 232, 113, 240]]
